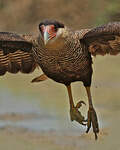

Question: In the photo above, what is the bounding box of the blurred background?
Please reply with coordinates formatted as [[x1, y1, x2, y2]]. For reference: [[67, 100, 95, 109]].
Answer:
[[0, 0, 120, 150]]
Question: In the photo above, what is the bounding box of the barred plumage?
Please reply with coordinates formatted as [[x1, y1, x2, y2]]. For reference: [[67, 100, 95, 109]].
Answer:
[[1, 20, 120, 139], [32, 30, 92, 86]]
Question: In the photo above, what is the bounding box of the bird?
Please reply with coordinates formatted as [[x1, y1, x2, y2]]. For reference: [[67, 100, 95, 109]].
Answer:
[[0, 19, 120, 139]]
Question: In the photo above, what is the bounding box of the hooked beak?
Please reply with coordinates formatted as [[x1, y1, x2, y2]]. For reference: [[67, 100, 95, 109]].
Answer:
[[44, 30, 50, 45], [43, 26, 56, 45]]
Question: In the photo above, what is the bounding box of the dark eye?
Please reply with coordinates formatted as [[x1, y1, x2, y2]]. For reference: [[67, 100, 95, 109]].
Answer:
[[54, 25, 58, 32]]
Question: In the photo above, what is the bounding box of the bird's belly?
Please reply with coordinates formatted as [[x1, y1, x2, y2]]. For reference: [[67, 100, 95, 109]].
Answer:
[[39, 58, 92, 85]]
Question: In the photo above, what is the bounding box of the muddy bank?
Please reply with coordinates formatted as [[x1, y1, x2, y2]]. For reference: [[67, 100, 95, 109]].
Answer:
[[0, 126, 108, 150]]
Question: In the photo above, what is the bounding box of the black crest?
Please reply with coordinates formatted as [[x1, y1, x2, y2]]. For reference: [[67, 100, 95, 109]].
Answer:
[[39, 19, 64, 30]]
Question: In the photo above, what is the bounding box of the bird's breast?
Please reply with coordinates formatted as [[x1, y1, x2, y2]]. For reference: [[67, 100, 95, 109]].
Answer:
[[33, 36, 92, 84]]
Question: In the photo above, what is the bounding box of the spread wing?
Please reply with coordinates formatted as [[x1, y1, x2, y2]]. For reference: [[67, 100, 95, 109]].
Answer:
[[0, 32, 37, 76], [80, 22, 120, 56]]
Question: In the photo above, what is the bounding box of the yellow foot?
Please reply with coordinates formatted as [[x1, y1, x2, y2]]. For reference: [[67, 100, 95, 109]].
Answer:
[[70, 101, 86, 126], [86, 107, 99, 140]]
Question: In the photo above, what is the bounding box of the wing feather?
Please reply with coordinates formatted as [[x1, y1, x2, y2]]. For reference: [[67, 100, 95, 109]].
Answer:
[[0, 32, 37, 75], [81, 22, 120, 56]]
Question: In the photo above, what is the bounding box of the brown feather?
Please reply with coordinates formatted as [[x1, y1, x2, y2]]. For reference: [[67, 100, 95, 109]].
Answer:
[[81, 22, 120, 56], [0, 32, 37, 75], [31, 74, 48, 83]]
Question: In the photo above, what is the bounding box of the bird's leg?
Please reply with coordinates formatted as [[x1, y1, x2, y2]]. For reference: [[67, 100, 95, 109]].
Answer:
[[66, 85, 86, 126], [85, 86, 99, 140]]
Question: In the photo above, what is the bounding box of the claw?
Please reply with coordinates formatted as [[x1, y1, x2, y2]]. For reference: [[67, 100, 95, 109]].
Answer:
[[70, 101, 87, 126], [76, 100, 86, 109], [86, 108, 99, 140], [91, 108, 99, 133], [86, 109, 92, 133]]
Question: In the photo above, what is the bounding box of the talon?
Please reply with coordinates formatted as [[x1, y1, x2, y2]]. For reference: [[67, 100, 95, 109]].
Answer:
[[86, 109, 92, 133], [76, 100, 86, 109], [69, 100, 87, 126], [81, 122, 87, 126], [91, 108, 99, 133], [86, 107, 99, 140], [95, 133, 98, 140], [70, 107, 86, 126]]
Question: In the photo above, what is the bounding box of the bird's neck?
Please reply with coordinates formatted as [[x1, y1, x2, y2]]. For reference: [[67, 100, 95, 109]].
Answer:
[[37, 35, 66, 52], [46, 37, 66, 51]]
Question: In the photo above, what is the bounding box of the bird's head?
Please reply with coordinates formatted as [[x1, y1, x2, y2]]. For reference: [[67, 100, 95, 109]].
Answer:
[[39, 19, 65, 46]]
